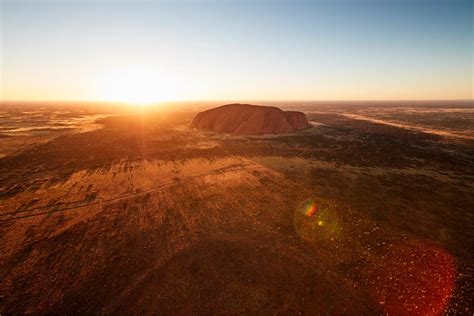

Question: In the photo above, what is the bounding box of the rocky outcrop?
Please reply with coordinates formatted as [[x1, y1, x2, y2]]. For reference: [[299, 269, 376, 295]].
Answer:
[[191, 104, 311, 135]]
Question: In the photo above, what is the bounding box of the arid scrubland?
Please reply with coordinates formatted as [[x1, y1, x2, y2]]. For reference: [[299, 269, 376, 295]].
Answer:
[[1, 102, 473, 314]]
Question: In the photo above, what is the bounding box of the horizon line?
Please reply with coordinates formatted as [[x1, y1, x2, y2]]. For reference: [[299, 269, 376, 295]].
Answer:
[[1, 98, 473, 104]]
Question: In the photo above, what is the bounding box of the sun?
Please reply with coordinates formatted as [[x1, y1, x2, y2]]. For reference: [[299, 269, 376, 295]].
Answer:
[[97, 67, 179, 105]]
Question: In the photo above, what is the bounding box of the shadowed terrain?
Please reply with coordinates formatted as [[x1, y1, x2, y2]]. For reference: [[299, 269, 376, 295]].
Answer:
[[0, 101, 473, 314]]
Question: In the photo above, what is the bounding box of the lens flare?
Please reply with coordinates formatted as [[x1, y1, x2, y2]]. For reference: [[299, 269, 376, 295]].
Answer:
[[368, 241, 456, 316], [294, 198, 342, 244], [304, 200, 318, 217]]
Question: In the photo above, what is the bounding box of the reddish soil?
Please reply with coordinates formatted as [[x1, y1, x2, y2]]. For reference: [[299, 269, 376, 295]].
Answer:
[[0, 102, 473, 314]]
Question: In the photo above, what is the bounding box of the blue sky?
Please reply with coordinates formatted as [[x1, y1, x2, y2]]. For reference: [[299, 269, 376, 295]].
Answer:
[[1, 0, 472, 101]]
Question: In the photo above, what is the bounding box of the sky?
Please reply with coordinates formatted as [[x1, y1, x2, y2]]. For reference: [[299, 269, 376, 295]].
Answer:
[[0, 0, 472, 102]]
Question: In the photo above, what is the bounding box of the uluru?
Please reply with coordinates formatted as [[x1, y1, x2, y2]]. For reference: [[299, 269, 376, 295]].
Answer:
[[191, 103, 311, 135]]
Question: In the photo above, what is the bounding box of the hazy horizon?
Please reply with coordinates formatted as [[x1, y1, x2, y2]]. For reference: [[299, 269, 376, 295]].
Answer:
[[1, 0, 472, 103]]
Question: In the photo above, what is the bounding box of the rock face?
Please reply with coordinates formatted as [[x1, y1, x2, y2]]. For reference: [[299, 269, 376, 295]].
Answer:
[[191, 104, 311, 135]]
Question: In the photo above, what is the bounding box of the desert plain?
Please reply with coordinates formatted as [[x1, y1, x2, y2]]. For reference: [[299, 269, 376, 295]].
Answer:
[[0, 100, 473, 314]]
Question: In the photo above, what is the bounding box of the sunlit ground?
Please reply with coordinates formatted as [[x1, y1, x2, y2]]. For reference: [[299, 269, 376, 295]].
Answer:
[[0, 102, 472, 314]]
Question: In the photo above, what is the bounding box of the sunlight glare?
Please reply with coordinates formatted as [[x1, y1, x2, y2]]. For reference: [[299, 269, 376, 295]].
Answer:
[[97, 67, 180, 105]]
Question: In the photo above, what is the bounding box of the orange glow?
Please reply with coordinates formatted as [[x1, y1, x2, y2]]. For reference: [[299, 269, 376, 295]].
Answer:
[[96, 67, 181, 105]]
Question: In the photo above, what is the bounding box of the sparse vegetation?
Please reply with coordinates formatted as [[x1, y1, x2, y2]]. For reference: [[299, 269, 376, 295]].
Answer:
[[0, 102, 473, 314]]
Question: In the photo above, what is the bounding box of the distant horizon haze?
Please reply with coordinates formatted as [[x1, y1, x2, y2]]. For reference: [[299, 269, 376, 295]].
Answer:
[[1, 0, 472, 102]]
